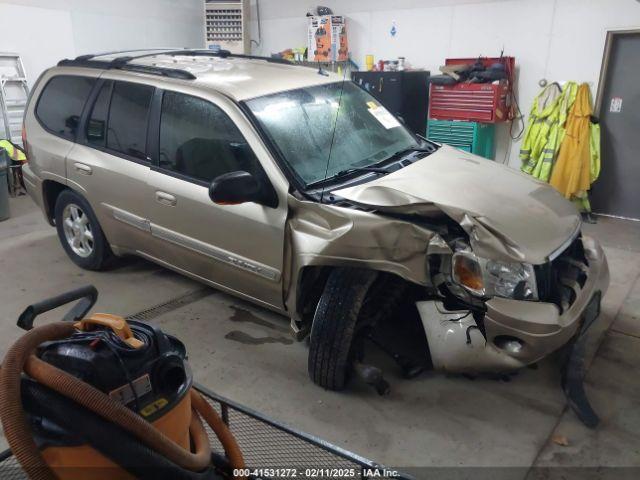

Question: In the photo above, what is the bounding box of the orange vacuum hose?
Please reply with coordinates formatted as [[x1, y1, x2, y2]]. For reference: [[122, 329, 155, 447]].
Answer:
[[0, 321, 245, 480]]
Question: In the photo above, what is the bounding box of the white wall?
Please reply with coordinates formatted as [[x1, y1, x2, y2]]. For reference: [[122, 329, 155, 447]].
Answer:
[[0, 0, 204, 87], [248, 0, 640, 168]]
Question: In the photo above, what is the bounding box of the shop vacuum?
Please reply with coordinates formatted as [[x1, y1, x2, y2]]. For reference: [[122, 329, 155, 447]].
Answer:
[[0, 286, 245, 480]]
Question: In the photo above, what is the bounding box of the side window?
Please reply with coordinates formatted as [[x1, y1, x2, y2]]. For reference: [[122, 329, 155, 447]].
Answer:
[[86, 80, 113, 147], [106, 81, 154, 160], [36, 75, 96, 140], [159, 91, 261, 184]]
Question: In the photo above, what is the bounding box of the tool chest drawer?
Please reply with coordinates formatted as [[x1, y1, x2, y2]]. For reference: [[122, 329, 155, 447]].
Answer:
[[427, 119, 495, 159]]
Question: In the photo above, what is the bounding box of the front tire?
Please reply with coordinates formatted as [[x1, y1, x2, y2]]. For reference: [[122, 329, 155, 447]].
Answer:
[[54, 189, 113, 271], [308, 268, 378, 390]]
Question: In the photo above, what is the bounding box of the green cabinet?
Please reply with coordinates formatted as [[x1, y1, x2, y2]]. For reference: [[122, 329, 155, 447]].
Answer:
[[426, 119, 495, 159]]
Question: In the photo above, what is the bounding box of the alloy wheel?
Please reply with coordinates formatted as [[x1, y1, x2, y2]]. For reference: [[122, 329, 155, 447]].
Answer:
[[62, 203, 94, 258]]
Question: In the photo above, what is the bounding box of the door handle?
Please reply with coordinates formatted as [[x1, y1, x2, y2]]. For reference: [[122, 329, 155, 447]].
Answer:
[[155, 191, 177, 206], [74, 162, 92, 175]]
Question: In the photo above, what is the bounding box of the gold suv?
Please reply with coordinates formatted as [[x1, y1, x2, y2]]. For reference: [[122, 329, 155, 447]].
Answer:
[[23, 50, 609, 417]]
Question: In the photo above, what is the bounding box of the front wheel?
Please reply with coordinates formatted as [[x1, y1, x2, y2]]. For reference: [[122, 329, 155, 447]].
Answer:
[[307, 268, 378, 390], [54, 189, 113, 271]]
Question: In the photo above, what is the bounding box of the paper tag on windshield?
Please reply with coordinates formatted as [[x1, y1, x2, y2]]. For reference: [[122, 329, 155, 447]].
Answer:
[[368, 105, 401, 129]]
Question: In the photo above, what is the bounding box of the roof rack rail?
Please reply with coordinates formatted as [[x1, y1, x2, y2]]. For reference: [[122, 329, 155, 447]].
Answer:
[[127, 48, 296, 66], [74, 48, 176, 62], [176, 49, 295, 66], [56, 48, 298, 80], [57, 53, 197, 80]]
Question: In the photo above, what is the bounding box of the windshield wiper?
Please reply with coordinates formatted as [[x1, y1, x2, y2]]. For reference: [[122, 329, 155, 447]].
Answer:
[[308, 143, 437, 188], [307, 166, 387, 188], [386, 144, 436, 161], [336, 166, 388, 176]]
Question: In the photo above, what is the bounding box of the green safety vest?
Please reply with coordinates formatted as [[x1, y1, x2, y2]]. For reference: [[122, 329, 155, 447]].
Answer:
[[0, 139, 26, 162], [520, 82, 578, 182]]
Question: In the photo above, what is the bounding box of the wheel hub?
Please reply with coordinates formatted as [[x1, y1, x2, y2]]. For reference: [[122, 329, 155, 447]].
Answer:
[[62, 204, 94, 258]]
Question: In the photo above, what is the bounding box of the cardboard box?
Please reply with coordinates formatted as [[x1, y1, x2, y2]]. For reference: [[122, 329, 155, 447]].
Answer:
[[307, 15, 348, 62]]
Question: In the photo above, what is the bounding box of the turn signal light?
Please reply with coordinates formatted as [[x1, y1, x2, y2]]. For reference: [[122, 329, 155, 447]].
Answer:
[[452, 252, 484, 295]]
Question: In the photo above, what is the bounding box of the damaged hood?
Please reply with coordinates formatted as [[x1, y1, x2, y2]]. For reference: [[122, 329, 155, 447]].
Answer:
[[332, 145, 581, 264]]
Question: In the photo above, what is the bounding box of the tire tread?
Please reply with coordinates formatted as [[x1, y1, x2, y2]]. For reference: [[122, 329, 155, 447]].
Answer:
[[308, 268, 377, 390]]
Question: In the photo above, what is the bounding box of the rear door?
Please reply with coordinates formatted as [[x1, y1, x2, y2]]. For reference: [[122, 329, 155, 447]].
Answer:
[[66, 79, 155, 253], [145, 89, 288, 309], [30, 74, 97, 187]]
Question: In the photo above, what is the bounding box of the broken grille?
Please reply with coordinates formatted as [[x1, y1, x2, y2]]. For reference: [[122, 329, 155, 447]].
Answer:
[[535, 235, 589, 314]]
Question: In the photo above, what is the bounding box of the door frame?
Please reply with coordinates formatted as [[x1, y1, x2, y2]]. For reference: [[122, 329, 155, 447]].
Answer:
[[594, 28, 640, 118]]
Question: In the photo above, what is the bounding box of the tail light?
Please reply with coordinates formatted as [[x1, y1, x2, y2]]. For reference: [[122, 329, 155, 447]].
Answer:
[[21, 123, 28, 162]]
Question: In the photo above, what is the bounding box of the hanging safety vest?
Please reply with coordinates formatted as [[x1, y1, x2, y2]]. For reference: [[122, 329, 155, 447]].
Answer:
[[520, 82, 577, 182], [0, 139, 26, 162]]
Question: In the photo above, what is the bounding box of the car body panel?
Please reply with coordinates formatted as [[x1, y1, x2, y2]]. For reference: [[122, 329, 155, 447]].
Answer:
[[283, 197, 438, 328], [65, 141, 154, 255], [333, 145, 582, 265], [142, 86, 289, 310], [23, 68, 103, 222], [147, 168, 287, 309]]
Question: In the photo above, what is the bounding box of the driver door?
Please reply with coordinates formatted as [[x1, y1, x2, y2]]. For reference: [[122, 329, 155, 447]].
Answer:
[[145, 89, 287, 310]]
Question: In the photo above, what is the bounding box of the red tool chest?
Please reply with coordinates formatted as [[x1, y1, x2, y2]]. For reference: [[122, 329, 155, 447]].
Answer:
[[428, 56, 515, 123]]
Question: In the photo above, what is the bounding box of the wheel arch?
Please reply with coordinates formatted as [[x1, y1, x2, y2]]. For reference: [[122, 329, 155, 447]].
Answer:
[[42, 180, 94, 227], [292, 263, 421, 338], [41, 179, 68, 225]]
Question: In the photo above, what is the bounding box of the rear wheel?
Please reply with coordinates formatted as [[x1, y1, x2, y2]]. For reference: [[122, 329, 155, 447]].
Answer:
[[307, 268, 378, 390], [54, 189, 113, 270]]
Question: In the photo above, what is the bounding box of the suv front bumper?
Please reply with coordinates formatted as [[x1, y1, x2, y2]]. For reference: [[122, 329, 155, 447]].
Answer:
[[483, 235, 609, 367], [417, 235, 609, 373]]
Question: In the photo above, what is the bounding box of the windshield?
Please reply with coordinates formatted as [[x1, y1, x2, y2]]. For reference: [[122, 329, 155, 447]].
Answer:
[[245, 81, 420, 186]]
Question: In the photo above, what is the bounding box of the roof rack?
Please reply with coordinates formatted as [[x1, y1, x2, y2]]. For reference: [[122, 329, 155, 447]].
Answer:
[[157, 49, 295, 66], [73, 48, 178, 62], [57, 49, 296, 80], [57, 51, 197, 80]]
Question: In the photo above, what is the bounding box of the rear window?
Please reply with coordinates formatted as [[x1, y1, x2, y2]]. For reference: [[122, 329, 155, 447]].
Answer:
[[35, 75, 96, 140]]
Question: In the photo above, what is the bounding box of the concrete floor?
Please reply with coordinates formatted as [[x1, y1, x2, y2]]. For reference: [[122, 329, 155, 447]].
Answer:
[[1, 195, 640, 478]]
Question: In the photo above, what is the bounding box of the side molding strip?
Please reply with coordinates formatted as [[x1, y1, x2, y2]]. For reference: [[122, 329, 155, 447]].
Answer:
[[151, 224, 281, 282], [108, 205, 151, 232]]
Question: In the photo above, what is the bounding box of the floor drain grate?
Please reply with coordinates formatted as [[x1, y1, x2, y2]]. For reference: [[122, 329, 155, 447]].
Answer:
[[127, 288, 214, 322]]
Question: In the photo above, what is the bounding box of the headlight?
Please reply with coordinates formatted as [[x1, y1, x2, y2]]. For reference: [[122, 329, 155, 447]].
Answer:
[[452, 251, 538, 300]]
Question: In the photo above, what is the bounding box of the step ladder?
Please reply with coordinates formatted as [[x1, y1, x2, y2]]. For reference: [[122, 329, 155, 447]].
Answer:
[[0, 53, 29, 146]]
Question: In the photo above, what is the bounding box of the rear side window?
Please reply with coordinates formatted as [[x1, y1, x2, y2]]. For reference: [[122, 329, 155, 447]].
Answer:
[[36, 75, 95, 140], [106, 82, 154, 160], [159, 91, 261, 183], [86, 80, 113, 147]]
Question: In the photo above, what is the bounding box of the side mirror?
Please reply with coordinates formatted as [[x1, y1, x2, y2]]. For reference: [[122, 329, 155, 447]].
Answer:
[[209, 171, 277, 207]]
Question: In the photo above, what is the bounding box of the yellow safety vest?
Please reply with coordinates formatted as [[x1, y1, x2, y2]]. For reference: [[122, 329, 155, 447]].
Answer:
[[520, 82, 577, 182], [0, 139, 26, 162]]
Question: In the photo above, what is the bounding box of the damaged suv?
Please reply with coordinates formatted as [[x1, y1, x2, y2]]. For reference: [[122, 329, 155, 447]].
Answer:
[[23, 50, 609, 421]]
